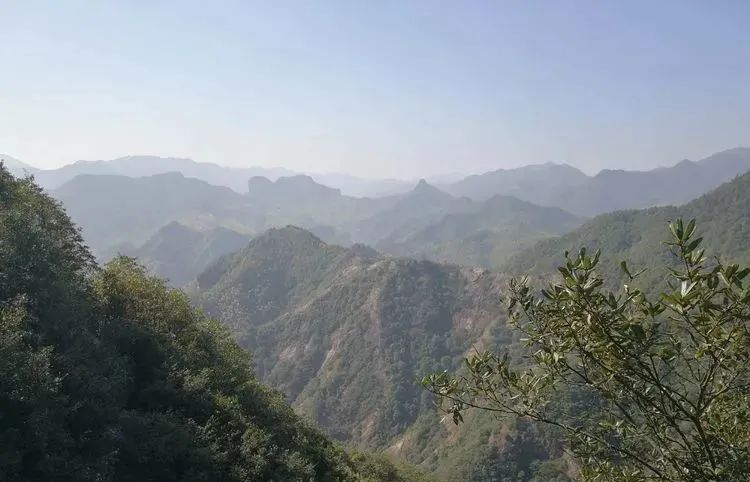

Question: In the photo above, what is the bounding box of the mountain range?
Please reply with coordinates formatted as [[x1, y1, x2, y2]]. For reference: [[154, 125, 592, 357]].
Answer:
[[188, 165, 750, 479], [443, 147, 750, 216], [5, 145, 750, 481], [10, 147, 750, 212], [26, 146, 747, 274], [53, 171, 585, 270], [1, 154, 421, 197], [23, 155, 295, 192]]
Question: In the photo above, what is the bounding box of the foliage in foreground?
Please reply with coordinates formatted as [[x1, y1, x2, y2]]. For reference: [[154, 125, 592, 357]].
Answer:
[[0, 165, 424, 481], [425, 219, 750, 481]]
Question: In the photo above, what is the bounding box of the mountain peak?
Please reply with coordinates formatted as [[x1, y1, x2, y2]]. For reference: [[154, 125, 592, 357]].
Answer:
[[252, 225, 326, 248], [248, 175, 341, 198], [410, 178, 444, 196], [1, 154, 37, 175]]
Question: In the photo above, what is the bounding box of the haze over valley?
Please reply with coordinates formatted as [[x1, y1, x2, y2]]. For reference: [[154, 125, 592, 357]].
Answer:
[[6, 147, 750, 276], [5, 143, 750, 480], [3, 2, 750, 481]]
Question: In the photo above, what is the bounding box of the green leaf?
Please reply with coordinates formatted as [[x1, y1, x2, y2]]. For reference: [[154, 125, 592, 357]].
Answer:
[[629, 324, 646, 341]]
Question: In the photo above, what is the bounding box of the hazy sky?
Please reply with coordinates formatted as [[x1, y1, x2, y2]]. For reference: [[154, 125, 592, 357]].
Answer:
[[2, 1, 749, 178]]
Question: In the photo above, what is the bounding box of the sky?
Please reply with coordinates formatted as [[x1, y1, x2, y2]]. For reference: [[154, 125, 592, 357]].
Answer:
[[1, 1, 749, 178]]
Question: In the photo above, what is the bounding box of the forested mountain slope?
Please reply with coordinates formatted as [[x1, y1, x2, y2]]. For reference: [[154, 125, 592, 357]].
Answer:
[[193, 227, 570, 480], [506, 168, 750, 286], [0, 166, 426, 481], [380, 195, 583, 268], [195, 228, 505, 448]]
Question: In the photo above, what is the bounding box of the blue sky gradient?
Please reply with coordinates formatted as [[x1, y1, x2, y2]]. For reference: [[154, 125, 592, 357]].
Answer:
[[2, 0, 749, 177]]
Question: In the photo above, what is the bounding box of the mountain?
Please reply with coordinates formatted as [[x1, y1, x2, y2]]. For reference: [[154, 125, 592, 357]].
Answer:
[[506, 168, 750, 286], [0, 153, 38, 177], [381, 195, 584, 268], [354, 180, 473, 246], [246, 174, 398, 242], [52, 172, 264, 257], [444, 162, 589, 204], [443, 148, 750, 217], [123, 222, 251, 287], [32, 155, 294, 192], [15, 153, 420, 198], [555, 147, 750, 216], [51, 171, 397, 258], [0, 164, 425, 482], [46, 170, 426, 260], [193, 227, 569, 480]]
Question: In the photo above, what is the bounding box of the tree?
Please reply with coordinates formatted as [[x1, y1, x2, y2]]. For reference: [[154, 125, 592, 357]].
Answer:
[[423, 219, 750, 481]]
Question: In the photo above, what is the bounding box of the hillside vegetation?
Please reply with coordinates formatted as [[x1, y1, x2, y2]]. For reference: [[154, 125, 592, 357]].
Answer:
[[0, 166, 424, 481], [506, 169, 750, 286], [193, 226, 572, 479]]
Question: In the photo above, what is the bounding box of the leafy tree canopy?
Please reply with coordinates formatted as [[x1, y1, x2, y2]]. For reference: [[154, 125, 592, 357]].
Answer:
[[425, 219, 750, 481]]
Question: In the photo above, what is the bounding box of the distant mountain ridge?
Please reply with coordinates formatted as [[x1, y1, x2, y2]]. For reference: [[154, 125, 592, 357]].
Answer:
[[8, 153, 419, 197], [50, 170, 400, 258], [443, 162, 589, 204], [380, 194, 584, 268], [444, 147, 750, 216], [555, 147, 750, 215], [23, 146, 750, 274], [31, 155, 294, 192], [9, 147, 750, 211], [0, 153, 38, 177]]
